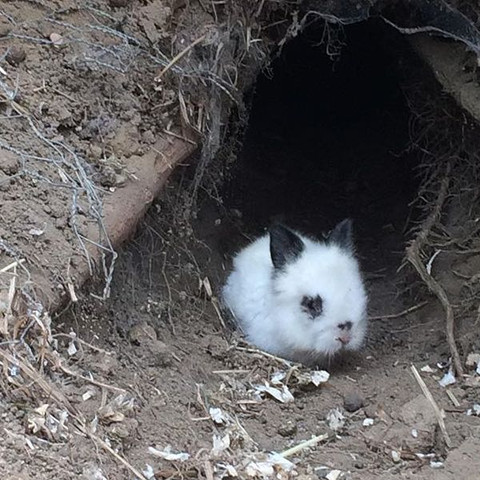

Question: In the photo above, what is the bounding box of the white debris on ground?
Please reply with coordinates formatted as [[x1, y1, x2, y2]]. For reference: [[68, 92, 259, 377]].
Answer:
[[362, 418, 374, 427], [420, 365, 436, 373], [254, 382, 295, 403], [254, 369, 330, 403], [325, 469, 343, 480], [439, 368, 456, 387], [326, 408, 345, 432], [142, 464, 155, 479], [171, 365, 333, 479], [148, 445, 190, 462]]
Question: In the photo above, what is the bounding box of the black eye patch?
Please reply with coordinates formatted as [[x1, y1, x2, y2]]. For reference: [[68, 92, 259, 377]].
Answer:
[[301, 295, 323, 318]]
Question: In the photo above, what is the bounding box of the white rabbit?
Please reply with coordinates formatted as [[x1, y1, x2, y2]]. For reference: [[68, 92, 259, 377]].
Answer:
[[222, 219, 368, 364]]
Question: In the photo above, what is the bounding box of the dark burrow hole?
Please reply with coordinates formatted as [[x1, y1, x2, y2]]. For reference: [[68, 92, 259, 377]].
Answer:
[[204, 19, 423, 280], [105, 19, 431, 342]]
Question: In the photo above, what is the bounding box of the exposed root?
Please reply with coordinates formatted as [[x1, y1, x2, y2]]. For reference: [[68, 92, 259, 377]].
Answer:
[[369, 301, 429, 321], [406, 164, 463, 378]]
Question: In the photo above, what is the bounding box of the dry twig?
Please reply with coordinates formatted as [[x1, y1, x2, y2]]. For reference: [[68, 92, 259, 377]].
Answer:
[[280, 433, 329, 458], [235, 345, 293, 367], [410, 364, 451, 448], [369, 301, 428, 321], [156, 34, 207, 80]]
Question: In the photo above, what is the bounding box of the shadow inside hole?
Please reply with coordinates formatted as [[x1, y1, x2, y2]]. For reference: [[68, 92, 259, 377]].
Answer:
[[221, 19, 421, 275]]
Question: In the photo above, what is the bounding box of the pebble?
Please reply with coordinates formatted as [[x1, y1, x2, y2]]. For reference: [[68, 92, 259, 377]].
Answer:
[[0, 23, 11, 37], [110, 418, 138, 439], [277, 420, 297, 437], [142, 129, 156, 144], [6, 46, 26, 66], [343, 391, 364, 412], [89, 144, 103, 159], [115, 173, 127, 186], [49, 32, 64, 46], [128, 322, 158, 344], [128, 322, 172, 367], [0, 150, 19, 175], [100, 165, 117, 187]]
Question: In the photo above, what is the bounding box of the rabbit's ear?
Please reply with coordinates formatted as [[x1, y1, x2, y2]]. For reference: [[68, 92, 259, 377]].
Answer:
[[329, 218, 354, 251], [269, 224, 305, 269]]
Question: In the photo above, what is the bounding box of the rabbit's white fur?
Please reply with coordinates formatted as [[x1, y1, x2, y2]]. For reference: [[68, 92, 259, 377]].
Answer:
[[222, 222, 367, 362]]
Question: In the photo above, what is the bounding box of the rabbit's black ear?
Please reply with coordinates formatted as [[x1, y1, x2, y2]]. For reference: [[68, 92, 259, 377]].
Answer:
[[269, 224, 305, 269], [329, 218, 354, 251]]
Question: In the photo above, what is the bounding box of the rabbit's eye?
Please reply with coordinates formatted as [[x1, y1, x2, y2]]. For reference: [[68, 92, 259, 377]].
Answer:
[[301, 295, 323, 318]]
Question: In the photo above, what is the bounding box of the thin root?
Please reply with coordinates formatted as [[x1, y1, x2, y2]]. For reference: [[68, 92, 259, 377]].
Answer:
[[406, 164, 464, 378]]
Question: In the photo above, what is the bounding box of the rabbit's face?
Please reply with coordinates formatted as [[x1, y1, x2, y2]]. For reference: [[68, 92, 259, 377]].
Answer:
[[270, 221, 367, 356]]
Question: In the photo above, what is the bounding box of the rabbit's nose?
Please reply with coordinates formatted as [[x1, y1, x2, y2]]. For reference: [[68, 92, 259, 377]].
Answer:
[[337, 323, 352, 345], [338, 335, 351, 345]]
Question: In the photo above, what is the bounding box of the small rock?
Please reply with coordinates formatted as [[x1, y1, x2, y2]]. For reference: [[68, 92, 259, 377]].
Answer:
[[110, 418, 138, 439], [0, 22, 11, 37], [0, 172, 10, 191], [391, 450, 401, 463], [110, 424, 130, 439], [278, 420, 297, 437], [114, 173, 127, 186], [364, 405, 377, 419], [0, 149, 19, 175], [6, 46, 26, 66], [55, 217, 66, 229], [128, 322, 158, 344], [89, 145, 103, 159], [49, 32, 64, 46], [56, 105, 72, 125], [128, 322, 172, 367], [150, 340, 172, 367], [466, 352, 480, 375], [204, 336, 229, 360], [100, 165, 117, 187], [344, 391, 364, 412], [142, 129, 156, 144]]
